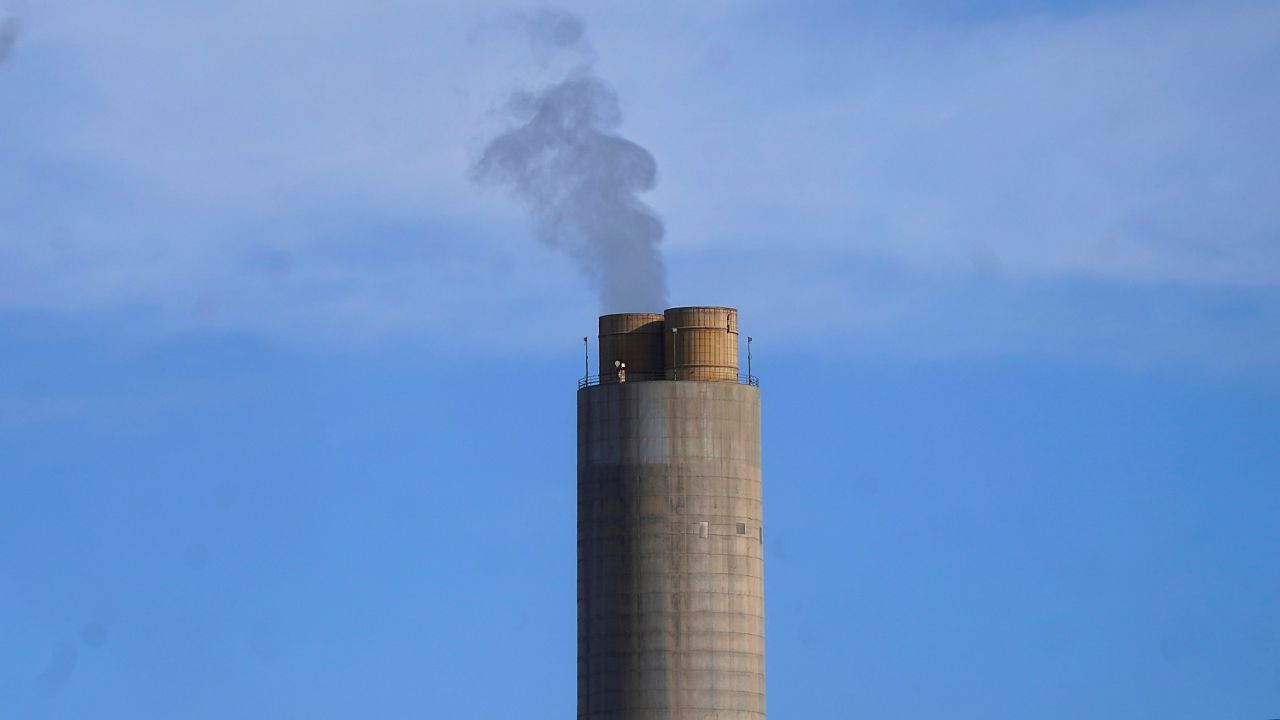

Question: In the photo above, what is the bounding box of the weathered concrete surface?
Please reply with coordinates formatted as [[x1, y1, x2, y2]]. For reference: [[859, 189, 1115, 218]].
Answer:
[[578, 380, 764, 719]]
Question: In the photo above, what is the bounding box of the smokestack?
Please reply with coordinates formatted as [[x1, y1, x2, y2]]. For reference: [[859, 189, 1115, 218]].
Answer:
[[577, 306, 765, 718]]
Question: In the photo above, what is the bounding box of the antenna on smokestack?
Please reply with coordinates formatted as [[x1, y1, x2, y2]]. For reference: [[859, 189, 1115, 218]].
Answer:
[[670, 327, 679, 381], [583, 336, 589, 384], [748, 336, 753, 381]]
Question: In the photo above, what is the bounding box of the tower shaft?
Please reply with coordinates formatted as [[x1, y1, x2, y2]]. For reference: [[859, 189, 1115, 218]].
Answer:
[[577, 307, 765, 719]]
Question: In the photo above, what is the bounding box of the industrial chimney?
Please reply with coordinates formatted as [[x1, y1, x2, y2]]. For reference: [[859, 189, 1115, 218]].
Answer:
[[578, 306, 764, 718]]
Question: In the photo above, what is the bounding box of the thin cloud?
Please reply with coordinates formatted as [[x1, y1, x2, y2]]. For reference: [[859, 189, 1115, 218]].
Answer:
[[0, 1, 1275, 366]]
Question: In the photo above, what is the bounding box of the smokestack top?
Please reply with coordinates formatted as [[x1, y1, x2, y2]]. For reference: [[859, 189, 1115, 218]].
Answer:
[[662, 305, 738, 313], [594, 306, 741, 384], [597, 312, 667, 321]]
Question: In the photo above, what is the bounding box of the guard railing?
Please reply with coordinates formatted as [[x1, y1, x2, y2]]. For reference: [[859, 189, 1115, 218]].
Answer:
[[578, 372, 759, 390]]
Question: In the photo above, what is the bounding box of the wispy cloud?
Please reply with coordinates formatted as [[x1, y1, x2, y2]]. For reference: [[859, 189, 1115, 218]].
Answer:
[[0, 371, 265, 429], [0, 1, 1276, 365], [645, 1, 1280, 286]]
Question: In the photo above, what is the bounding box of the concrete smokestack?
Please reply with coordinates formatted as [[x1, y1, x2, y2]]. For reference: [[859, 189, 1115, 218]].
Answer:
[[578, 306, 765, 718]]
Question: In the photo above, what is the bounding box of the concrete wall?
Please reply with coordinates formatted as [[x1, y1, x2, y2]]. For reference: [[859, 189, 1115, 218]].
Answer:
[[578, 380, 764, 719]]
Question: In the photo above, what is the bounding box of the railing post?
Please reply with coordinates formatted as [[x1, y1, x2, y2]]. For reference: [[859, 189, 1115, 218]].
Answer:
[[670, 327, 679, 381]]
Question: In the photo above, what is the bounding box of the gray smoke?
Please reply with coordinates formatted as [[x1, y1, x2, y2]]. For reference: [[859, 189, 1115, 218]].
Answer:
[[0, 14, 18, 64], [473, 10, 668, 312]]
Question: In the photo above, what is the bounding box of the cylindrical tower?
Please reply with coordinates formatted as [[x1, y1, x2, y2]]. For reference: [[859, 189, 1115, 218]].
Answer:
[[599, 313, 666, 382], [578, 306, 765, 719], [664, 306, 739, 382]]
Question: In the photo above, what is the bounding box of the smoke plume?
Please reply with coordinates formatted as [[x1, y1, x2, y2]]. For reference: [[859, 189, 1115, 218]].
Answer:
[[473, 10, 669, 312], [0, 13, 19, 64]]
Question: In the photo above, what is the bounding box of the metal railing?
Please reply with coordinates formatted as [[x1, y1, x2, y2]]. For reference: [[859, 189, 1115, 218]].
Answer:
[[578, 371, 759, 390]]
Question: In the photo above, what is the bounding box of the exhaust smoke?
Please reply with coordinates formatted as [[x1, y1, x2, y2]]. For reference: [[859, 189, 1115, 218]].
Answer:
[[473, 10, 669, 312], [0, 12, 19, 64]]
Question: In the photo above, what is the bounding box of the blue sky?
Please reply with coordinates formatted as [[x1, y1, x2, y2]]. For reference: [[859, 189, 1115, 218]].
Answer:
[[1, 1, 1278, 718]]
